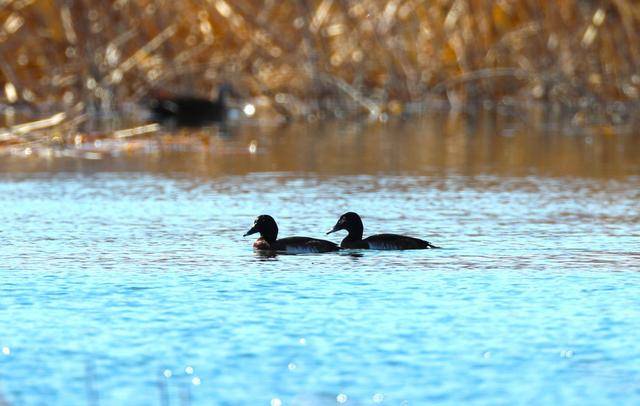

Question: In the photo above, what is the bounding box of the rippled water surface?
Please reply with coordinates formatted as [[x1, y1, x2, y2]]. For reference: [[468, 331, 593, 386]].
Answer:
[[1, 117, 640, 405]]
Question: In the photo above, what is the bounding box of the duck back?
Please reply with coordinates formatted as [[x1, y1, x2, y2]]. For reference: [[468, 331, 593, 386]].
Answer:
[[150, 96, 226, 126], [363, 234, 438, 250], [269, 237, 339, 253]]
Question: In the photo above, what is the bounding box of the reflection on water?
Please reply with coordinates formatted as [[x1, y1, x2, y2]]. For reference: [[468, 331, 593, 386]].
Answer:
[[2, 112, 640, 177], [0, 114, 639, 405]]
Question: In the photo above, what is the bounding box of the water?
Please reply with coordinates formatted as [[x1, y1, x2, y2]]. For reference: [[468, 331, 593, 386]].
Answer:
[[1, 116, 640, 405]]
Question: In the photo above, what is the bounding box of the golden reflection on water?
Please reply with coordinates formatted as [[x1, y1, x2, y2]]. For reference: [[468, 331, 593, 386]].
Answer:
[[1, 113, 639, 178]]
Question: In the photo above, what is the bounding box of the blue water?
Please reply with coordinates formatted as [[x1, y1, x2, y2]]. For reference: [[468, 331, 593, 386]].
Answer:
[[1, 167, 639, 405]]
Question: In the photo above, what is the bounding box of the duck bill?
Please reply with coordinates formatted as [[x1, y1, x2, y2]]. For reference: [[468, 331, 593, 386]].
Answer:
[[243, 225, 258, 237], [326, 223, 341, 235]]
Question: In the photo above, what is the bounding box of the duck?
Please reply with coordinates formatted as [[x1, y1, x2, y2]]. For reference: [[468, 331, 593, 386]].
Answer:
[[147, 83, 234, 127], [326, 212, 440, 250], [244, 215, 340, 253]]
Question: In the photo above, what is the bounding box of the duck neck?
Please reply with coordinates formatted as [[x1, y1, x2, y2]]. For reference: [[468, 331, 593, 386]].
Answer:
[[260, 225, 278, 243], [260, 231, 277, 243], [343, 224, 363, 244], [217, 86, 231, 107]]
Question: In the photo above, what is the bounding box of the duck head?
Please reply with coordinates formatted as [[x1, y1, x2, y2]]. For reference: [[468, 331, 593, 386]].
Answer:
[[243, 215, 278, 242], [327, 212, 364, 238], [216, 83, 240, 105]]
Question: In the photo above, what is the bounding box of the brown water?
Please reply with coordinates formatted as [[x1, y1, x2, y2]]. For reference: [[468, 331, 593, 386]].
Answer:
[[2, 113, 639, 177]]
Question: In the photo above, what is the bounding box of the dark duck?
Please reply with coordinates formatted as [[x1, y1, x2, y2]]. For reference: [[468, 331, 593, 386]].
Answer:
[[327, 212, 440, 250], [244, 215, 339, 254], [147, 83, 234, 127]]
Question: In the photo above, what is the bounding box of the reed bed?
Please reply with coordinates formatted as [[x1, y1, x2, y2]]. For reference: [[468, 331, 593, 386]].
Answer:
[[1, 0, 640, 147]]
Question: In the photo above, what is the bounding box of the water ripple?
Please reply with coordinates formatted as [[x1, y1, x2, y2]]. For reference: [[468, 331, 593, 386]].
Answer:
[[1, 172, 639, 404]]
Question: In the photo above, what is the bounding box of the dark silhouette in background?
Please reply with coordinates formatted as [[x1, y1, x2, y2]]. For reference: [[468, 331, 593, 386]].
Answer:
[[146, 83, 235, 127]]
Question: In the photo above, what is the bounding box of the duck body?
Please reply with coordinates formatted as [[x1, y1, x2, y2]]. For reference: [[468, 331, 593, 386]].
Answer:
[[147, 84, 234, 127], [328, 212, 439, 250], [342, 234, 436, 250], [253, 236, 339, 253], [245, 215, 339, 254], [150, 96, 226, 126]]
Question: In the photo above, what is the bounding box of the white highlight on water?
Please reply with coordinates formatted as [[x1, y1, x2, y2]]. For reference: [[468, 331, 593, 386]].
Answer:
[[270, 398, 282, 406], [243, 104, 256, 116]]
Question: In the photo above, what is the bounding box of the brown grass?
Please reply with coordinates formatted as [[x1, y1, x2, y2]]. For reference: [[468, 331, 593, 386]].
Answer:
[[1, 0, 640, 141]]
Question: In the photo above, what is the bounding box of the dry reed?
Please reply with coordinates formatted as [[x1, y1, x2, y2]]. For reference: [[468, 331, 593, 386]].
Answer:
[[1, 0, 640, 145]]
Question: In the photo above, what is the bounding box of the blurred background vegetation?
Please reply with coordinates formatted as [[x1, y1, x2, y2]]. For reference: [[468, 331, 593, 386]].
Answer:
[[1, 0, 639, 145]]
